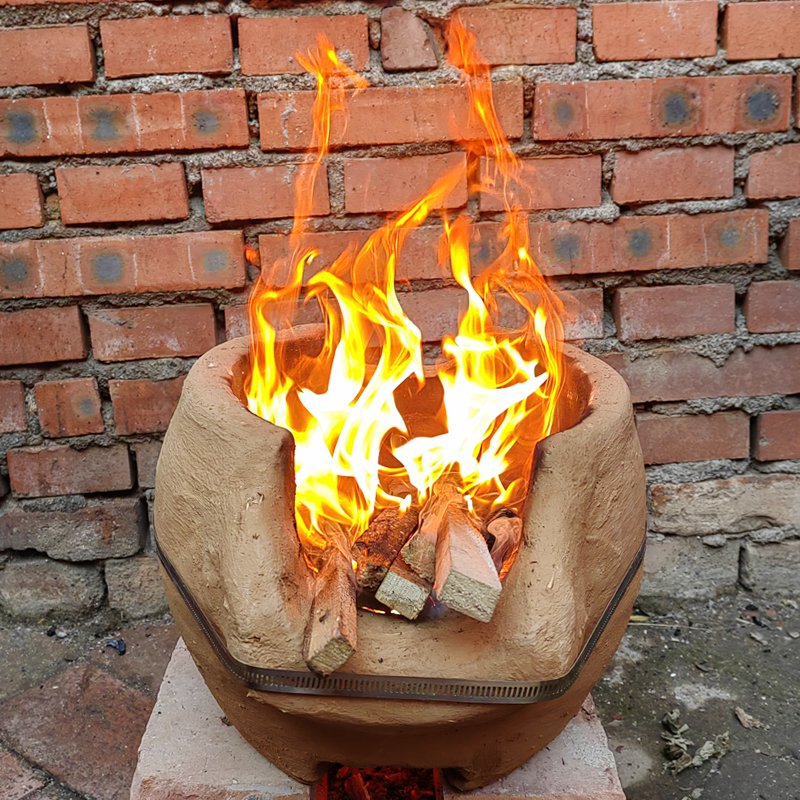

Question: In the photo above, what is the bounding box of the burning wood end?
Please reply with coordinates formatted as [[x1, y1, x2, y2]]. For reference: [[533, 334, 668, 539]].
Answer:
[[304, 550, 357, 676], [353, 506, 420, 592], [375, 554, 432, 620]]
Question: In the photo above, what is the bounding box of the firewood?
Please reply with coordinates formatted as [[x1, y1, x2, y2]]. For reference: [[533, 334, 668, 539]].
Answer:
[[433, 487, 502, 623], [344, 772, 372, 800], [304, 549, 357, 676], [375, 553, 432, 620], [485, 511, 523, 573], [353, 506, 419, 592]]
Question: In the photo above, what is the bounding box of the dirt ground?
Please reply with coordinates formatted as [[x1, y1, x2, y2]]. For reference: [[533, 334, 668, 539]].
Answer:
[[0, 588, 798, 800]]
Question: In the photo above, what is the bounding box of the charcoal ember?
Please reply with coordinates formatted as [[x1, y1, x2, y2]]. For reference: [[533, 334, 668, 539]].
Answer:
[[353, 506, 420, 592], [326, 766, 438, 800]]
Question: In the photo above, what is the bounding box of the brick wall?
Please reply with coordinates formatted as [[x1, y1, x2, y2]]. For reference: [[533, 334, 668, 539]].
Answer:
[[1, 0, 799, 620]]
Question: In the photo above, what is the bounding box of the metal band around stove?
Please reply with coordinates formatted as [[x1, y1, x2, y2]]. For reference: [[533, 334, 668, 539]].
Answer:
[[155, 535, 645, 705]]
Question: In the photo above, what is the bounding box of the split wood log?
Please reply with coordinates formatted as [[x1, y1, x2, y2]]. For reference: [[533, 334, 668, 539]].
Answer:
[[433, 486, 502, 623], [352, 506, 419, 592], [303, 549, 357, 676], [375, 553, 433, 620], [485, 512, 523, 573], [344, 772, 372, 800]]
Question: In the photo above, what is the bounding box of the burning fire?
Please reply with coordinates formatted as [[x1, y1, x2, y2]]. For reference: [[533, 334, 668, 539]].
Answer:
[[246, 20, 564, 564]]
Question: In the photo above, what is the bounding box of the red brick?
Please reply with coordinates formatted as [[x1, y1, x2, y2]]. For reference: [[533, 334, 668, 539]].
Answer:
[[224, 306, 249, 340], [746, 143, 800, 200], [533, 75, 791, 140], [780, 218, 800, 271], [35, 378, 103, 438], [56, 163, 189, 225], [480, 155, 601, 211], [0, 25, 94, 87], [0, 89, 248, 158], [87, 305, 217, 363], [381, 8, 437, 71], [110, 377, 185, 435], [0, 748, 44, 800], [724, 1, 800, 59], [202, 165, 329, 223], [239, 15, 368, 75], [344, 154, 468, 214], [611, 146, 734, 204], [258, 221, 507, 288], [133, 441, 161, 489], [636, 411, 750, 465], [456, 7, 576, 65], [614, 284, 735, 341], [0, 173, 44, 229], [593, 1, 717, 61], [101, 16, 232, 78], [7, 444, 132, 498], [0, 306, 87, 366], [0, 231, 245, 300], [745, 280, 800, 333], [0, 381, 26, 434], [259, 81, 523, 150], [754, 409, 800, 461], [603, 344, 800, 403]]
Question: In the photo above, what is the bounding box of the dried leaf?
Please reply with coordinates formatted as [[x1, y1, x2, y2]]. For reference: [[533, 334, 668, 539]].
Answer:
[[734, 707, 764, 729]]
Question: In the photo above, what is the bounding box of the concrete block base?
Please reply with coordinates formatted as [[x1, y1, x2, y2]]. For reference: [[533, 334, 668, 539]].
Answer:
[[131, 640, 625, 800]]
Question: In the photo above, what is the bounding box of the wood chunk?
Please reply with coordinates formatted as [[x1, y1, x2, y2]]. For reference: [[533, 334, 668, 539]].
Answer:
[[304, 550, 357, 676], [375, 554, 432, 620], [486, 514, 523, 574], [344, 772, 372, 800], [353, 506, 419, 592], [434, 493, 502, 623]]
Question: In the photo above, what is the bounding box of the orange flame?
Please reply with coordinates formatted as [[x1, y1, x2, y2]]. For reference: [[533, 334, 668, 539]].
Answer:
[[246, 24, 564, 563]]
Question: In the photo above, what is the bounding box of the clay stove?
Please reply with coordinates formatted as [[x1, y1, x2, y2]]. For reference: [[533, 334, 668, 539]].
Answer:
[[153, 25, 646, 792]]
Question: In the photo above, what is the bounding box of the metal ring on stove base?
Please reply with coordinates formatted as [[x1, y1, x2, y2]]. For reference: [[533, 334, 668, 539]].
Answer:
[[155, 535, 645, 705]]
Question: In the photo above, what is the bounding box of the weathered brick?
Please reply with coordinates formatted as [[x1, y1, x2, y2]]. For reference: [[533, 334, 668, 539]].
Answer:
[[593, 1, 717, 61], [0, 558, 104, 619], [133, 441, 161, 489], [603, 344, 800, 403], [0, 306, 87, 366], [613, 284, 735, 341], [744, 280, 800, 333], [239, 15, 369, 75], [110, 377, 185, 435], [0, 25, 94, 87], [0, 497, 145, 561], [399, 287, 602, 343], [740, 540, 800, 596], [650, 474, 800, 535], [8, 444, 133, 498], [202, 165, 329, 223], [101, 16, 233, 78], [87, 305, 217, 363], [224, 305, 249, 340], [724, 1, 800, 60], [106, 554, 169, 619], [259, 81, 523, 150], [0, 230, 246, 300], [0, 89, 248, 157], [0, 748, 44, 800], [344, 153, 468, 214], [480, 155, 601, 211], [56, 163, 189, 225], [456, 6, 576, 65], [381, 8, 437, 71], [0, 173, 44, 230], [780, 218, 800, 271], [636, 411, 750, 465], [611, 146, 734, 204], [534, 75, 792, 140], [754, 409, 800, 462], [746, 143, 800, 200], [0, 380, 26, 434], [35, 378, 104, 438]]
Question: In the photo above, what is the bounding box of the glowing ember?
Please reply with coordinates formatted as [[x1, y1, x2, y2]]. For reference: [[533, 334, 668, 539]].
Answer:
[[246, 20, 565, 565]]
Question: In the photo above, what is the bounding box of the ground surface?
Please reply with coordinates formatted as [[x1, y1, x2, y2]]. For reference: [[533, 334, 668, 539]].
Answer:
[[0, 590, 797, 800]]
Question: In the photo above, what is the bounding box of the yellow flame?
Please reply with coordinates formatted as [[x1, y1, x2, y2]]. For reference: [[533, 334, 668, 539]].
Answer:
[[246, 24, 564, 563]]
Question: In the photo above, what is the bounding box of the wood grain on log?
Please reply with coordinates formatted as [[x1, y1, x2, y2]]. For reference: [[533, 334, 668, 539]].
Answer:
[[353, 506, 419, 592], [303, 550, 357, 675], [375, 553, 432, 620]]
